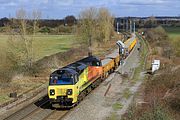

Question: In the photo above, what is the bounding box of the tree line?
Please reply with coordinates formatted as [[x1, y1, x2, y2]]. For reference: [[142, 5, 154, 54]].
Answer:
[[0, 15, 76, 27], [0, 15, 77, 34], [1, 16, 180, 34]]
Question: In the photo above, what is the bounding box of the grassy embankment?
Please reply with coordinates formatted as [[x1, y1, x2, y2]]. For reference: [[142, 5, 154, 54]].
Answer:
[[164, 26, 180, 57], [122, 26, 180, 120]]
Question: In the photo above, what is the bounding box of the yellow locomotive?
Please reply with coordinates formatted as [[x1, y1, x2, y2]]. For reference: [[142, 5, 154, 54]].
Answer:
[[48, 56, 103, 108]]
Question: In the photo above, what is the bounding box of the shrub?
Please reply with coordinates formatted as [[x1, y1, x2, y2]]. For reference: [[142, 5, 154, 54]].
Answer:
[[39, 26, 50, 33], [146, 26, 169, 45], [172, 36, 180, 57], [139, 106, 172, 120]]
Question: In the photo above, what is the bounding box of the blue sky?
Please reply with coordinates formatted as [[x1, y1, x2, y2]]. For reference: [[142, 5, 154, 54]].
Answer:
[[0, 0, 179, 19]]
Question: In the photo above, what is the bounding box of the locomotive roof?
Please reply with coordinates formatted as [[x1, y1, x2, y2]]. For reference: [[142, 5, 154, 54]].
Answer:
[[79, 56, 101, 63], [52, 62, 88, 75], [51, 56, 100, 76], [66, 62, 87, 73]]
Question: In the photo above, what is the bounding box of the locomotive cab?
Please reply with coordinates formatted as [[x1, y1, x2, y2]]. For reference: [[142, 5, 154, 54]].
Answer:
[[48, 68, 80, 107], [48, 56, 103, 108]]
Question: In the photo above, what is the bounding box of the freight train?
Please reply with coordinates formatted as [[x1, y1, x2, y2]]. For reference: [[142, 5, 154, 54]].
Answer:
[[48, 34, 137, 108]]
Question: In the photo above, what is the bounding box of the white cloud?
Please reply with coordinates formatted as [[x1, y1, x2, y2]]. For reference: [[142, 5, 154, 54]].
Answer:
[[0, 0, 179, 18], [53, 0, 74, 6], [108, 0, 168, 5], [2, 2, 17, 7], [43, 0, 49, 4]]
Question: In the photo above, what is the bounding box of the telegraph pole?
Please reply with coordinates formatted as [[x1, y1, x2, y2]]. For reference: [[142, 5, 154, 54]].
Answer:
[[126, 18, 128, 32], [134, 20, 136, 33], [88, 34, 92, 56], [123, 18, 125, 31], [130, 20, 132, 33], [117, 22, 119, 34]]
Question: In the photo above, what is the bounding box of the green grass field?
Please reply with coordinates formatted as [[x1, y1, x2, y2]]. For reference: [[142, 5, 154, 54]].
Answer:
[[164, 26, 180, 56], [32, 35, 76, 60], [0, 34, 76, 60], [163, 26, 180, 41], [164, 26, 180, 38], [164, 26, 180, 34]]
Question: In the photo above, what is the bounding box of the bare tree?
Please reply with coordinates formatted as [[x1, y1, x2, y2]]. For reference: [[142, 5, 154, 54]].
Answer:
[[6, 8, 41, 71], [6, 16, 27, 68], [31, 10, 41, 65], [98, 7, 114, 42], [78, 7, 98, 55], [77, 7, 114, 55], [144, 16, 157, 28], [16, 8, 31, 68]]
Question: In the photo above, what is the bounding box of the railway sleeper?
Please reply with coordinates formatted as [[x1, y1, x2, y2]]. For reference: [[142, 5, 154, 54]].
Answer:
[[86, 86, 92, 95]]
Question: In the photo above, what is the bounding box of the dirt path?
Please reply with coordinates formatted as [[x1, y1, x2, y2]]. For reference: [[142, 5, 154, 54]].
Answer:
[[62, 39, 146, 120]]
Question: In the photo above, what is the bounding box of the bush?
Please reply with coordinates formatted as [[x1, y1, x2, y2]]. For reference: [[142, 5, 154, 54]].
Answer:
[[122, 104, 173, 120], [0, 69, 13, 84], [39, 26, 50, 33], [146, 26, 169, 45], [139, 106, 172, 120], [172, 37, 180, 57]]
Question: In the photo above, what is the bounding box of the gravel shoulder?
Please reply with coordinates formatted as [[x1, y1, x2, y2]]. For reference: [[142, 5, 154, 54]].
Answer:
[[63, 40, 145, 120]]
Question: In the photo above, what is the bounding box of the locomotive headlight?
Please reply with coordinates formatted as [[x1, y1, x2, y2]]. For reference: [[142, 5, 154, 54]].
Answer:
[[50, 89, 55, 96], [67, 89, 73, 95]]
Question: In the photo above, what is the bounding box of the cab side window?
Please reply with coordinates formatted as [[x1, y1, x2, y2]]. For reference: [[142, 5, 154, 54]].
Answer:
[[74, 75, 79, 84], [92, 61, 95, 66], [92, 61, 101, 66], [96, 61, 101, 66]]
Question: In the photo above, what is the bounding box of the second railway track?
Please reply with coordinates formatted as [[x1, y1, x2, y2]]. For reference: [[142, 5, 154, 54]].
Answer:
[[4, 95, 69, 120]]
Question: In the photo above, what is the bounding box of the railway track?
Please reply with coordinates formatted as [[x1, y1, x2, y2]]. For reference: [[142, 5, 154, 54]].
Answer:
[[42, 110, 68, 120], [3, 95, 69, 120]]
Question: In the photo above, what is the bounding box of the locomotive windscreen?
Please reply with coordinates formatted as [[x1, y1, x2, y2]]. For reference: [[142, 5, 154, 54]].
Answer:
[[49, 70, 74, 85]]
